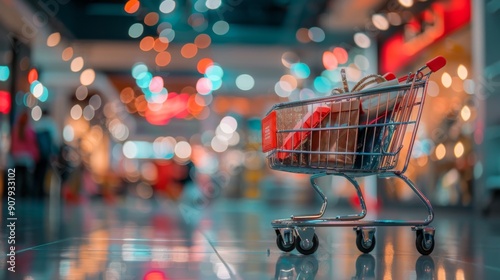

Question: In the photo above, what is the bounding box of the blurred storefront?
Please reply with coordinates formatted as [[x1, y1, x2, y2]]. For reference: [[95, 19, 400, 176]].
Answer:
[[378, 0, 474, 207]]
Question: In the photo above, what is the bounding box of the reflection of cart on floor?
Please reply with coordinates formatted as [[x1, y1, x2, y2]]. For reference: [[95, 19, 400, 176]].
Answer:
[[262, 57, 446, 255]]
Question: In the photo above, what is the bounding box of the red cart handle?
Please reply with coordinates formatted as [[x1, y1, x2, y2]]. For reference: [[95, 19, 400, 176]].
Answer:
[[426, 56, 446, 73]]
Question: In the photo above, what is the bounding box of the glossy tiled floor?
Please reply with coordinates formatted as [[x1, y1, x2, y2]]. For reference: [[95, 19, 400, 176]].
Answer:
[[2, 194, 500, 280]]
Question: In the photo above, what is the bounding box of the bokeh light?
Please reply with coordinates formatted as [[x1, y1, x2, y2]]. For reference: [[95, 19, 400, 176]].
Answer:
[[159, 28, 176, 43], [62, 47, 74, 61], [196, 77, 213, 95], [308, 27, 325, 42], [205, 64, 224, 81], [372, 14, 389, 30], [197, 58, 213, 74], [28, 68, 38, 83], [399, 0, 414, 8], [441, 72, 452, 88], [154, 38, 169, 52], [220, 116, 238, 134], [83, 105, 95, 120], [333, 47, 348, 64], [47, 32, 61, 47], [322, 51, 338, 70], [457, 64, 468, 80], [0, 66, 10, 82], [354, 32, 371, 48], [144, 12, 159, 26], [235, 74, 255, 91], [155, 52, 171, 67], [128, 23, 144, 38], [290, 63, 310, 79], [461, 105, 471, 121], [124, 0, 140, 14], [159, 0, 176, 13], [296, 28, 310, 43], [280, 75, 298, 91], [435, 143, 446, 160], [206, 0, 222, 10], [31, 106, 42, 121], [181, 43, 198, 58], [195, 34, 211, 49], [80, 69, 96, 86], [140, 36, 155, 51], [454, 142, 464, 158], [70, 104, 83, 120], [213, 20, 230, 35], [281, 52, 299, 68], [76, 85, 88, 100], [70, 57, 84, 72], [175, 141, 192, 159], [89, 95, 102, 110]]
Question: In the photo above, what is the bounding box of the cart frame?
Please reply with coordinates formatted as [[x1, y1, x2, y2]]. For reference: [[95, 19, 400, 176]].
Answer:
[[262, 57, 446, 255]]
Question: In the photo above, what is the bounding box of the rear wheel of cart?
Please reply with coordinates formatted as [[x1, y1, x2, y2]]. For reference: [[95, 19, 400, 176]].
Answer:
[[355, 230, 376, 254], [276, 234, 295, 252], [415, 230, 435, 255], [295, 233, 319, 255]]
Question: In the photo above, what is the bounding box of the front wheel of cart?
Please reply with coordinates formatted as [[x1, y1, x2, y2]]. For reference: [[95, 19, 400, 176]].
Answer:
[[295, 234, 319, 255], [415, 230, 435, 255], [356, 231, 376, 254], [277, 234, 295, 252]]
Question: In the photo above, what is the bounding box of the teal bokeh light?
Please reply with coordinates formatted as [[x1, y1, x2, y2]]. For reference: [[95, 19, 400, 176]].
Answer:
[[0, 66, 10, 82], [291, 63, 310, 79], [205, 64, 224, 81], [313, 76, 332, 94], [132, 63, 148, 79]]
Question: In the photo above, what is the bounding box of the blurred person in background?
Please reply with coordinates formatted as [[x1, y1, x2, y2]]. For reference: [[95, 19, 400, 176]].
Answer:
[[10, 110, 40, 197], [32, 109, 60, 198]]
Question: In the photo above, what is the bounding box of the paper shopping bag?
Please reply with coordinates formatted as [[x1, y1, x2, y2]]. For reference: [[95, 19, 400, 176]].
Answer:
[[309, 99, 360, 168]]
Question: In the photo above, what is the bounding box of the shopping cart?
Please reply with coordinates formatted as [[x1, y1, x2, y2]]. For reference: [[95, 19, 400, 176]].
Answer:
[[261, 56, 446, 255]]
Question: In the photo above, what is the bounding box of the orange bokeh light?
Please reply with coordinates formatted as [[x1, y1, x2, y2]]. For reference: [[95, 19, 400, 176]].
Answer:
[[194, 34, 211, 49], [181, 43, 198, 59], [154, 38, 169, 52], [28, 68, 38, 84], [333, 47, 348, 64], [144, 12, 159, 26], [140, 36, 155, 51], [196, 58, 213, 74], [322, 51, 338, 70], [155, 52, 171, 67], [296, 28, 310, 43], [120, 87, 135, 103], [124, 0, 140, 14]]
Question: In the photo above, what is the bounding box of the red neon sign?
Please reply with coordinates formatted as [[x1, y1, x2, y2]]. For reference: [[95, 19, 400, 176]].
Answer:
[[0, 91, 11, 114], [380, 0, 471, 73]]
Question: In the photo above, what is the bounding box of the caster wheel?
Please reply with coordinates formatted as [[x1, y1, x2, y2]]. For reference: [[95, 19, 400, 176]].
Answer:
[[356, 230, 376, 254], [295, 233, 319, 255], [277, 233, 295, 252], [416, 230, 434, 255]]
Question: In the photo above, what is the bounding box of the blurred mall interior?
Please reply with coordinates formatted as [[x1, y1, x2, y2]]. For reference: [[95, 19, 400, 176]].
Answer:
[[1, 0, 500, 279]]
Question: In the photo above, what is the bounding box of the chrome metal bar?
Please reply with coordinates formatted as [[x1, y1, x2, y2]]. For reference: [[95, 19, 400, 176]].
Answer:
[[291, 173, 328, 220], [394, 172, 434, 225], [335, 173, 367, 220], [272, 218, 432, 228]]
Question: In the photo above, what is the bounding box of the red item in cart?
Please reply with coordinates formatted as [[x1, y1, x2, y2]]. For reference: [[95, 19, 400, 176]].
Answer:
[[277, 106, 331, 160], [261, 111, 277, 153]]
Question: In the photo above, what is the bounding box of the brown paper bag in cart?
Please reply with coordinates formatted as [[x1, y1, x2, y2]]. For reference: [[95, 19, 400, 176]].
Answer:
[[309, 99, 360, 168]]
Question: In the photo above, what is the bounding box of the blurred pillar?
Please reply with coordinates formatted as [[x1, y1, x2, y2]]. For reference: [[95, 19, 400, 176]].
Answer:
[[473, 0, 500, 213]]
